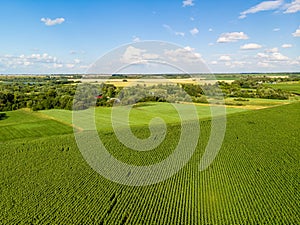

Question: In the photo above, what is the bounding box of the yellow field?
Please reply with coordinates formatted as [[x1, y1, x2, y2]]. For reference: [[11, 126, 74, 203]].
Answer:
[[75, 78, 234, 87]]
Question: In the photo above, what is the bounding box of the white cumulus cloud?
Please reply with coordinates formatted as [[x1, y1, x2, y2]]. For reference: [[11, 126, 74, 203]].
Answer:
[[292, 26, 300, 37], [217, 32, 249, 43], [164, 46, 203, 63], [281, 44, 292, 48], [190, 28, 199, 35], [219, 55, 232, 61], [175, 32, 185, 37], [284, 0, 300, 13], [132, 36, 141, 42], [271, 52, 289, 61], [240, 43, 262, 50], [41, 17, 65, 26], [257, 51, 289, 61], [121, 46, 160, 64], [74, 59, 81, 64], [239, 0, 283, 19], [265, 47, 279, 53], [182, 0, 194, 7]]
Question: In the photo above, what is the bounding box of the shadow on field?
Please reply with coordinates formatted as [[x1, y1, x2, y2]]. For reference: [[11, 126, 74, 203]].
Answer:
[[132, 102, 156, 108], [0, 113, 8, 121]]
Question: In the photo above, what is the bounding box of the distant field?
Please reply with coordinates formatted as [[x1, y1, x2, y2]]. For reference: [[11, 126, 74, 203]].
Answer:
[[0, 102, 299, 224], [77, 78, 233, 87], [0, 110, 73, 141], [0, 99, 295, 141], [40, 102, 247, 131], [225, 97, 295, 109], [265, 81, 300, 95], [0, 103, 246, 141]]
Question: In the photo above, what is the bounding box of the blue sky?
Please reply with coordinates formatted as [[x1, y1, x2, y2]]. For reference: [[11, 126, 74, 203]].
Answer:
[[0, 0, 299, 74]]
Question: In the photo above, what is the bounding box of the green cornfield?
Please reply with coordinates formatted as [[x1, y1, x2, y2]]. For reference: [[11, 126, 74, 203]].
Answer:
[[0, 102, 299, 224]]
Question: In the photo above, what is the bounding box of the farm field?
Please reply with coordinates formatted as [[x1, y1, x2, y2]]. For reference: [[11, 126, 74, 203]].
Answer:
[[79, 78, 219, 87], [40, 102, 247, 131], [2, 0, 300, 223], [224, 98, 295, 109], [0, 102, 299, 224], [0, 109, 73, 142], [265, 81, 300, 95]]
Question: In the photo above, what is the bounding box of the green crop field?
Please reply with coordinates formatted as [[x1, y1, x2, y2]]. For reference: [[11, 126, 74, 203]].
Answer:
[[225, 97, 294, 109], [265, 81, 300, 95], [40, 102, 247, 131], [0, 102, 299, 224], [0, 110, 73, 141]]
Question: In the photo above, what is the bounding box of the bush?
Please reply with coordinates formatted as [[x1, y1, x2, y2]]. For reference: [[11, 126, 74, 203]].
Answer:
[[234, 98, 249, 102], [0, 113, 7, 120], [192, 96, 208, 104]]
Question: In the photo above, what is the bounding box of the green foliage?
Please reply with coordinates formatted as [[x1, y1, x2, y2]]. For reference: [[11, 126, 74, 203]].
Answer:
[[181, 83, 204, 97], [0, 80, 121, 111], [218, 76, 293, 100], [233, 98, 249, 102], [0, 112, 7, 120], [1, 75, 298, 113], [192, 96, 208, 103]]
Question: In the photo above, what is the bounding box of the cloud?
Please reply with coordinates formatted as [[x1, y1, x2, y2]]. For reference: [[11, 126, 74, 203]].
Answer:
[[239, 0, 283, 19], [265, 47, 279, 53], [182, 0, 194, 7], [121, 46, 146, 64], [217, 32, 249, 43], [257, 62, 271, 68], [0, 53, 89, 73], [219, 55, 231, 61], [175, 32, 185, 37], [164, 46, 203, 63], [163, 24, 171, 31], [28, 53, 58, 63], [273, 28, 280, 32], [231, 61, 248, 67], [121, 46, 160, 64], [163, 24, 185, 37], [53, 63, 63, 69], [0, 53, 59, 69], [219, 60, 251, 69], [66, 64, 75, 69], [190, 28, 199, 35], [257, 51, 289, 61], [284, 0, 300, 13], [281, 44, 292, 48], [74, 59, 81, 64], [41, 17, 65, 26], [208, 28, 213, 32], [240, 43, 262, 50], [132, 36, 141, 42], [184, 46, 195, 51], [292, 26, 300, 37], [271, 53, 289, 61]]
